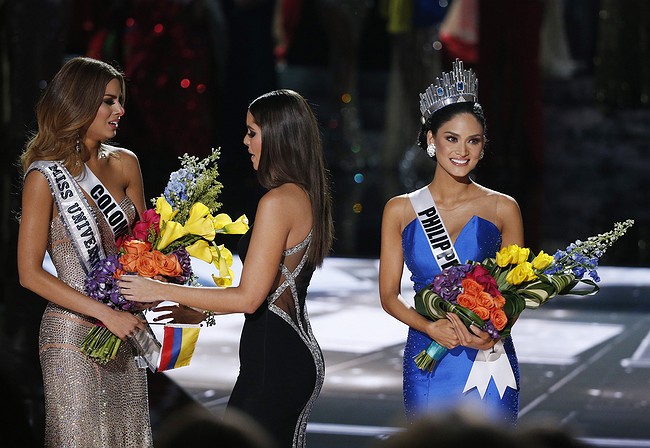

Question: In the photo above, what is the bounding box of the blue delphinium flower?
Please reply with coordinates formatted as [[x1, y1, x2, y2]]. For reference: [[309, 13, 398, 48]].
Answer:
[[164, 168, 194, 209], [543, 220, 634, 281]]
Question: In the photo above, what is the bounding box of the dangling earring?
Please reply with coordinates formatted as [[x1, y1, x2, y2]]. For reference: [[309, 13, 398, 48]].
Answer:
[[426, 143, 436, 158], [479, 149, 484, 160], [75, 134, 81, 153]]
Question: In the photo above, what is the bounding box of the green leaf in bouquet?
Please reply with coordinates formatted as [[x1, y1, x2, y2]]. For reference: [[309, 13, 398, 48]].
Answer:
[[501, 290, 526, 317], [414, 288, 448, 320], [447, 302, 486, 329]]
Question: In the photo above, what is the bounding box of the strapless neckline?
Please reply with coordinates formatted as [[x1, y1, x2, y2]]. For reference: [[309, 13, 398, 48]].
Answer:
[[404, 214, 499, 245]]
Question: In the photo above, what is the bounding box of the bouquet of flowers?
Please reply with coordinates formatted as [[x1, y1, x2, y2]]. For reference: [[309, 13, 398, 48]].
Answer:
[[413, 219, 634, 372], [81, 148, 249, 364]]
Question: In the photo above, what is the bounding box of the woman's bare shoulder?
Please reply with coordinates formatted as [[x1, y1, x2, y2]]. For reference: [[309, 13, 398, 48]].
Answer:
[[382, 194, 415, 232], [102, 144, 139, 166], [258, 183, 310, 215], [473, 183, 519, 206]]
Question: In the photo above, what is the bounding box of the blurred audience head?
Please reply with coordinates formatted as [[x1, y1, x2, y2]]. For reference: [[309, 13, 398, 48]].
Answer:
[[156, 404, 276, 448], [376, 410, 520, 448], [375, 409, 590, 448]]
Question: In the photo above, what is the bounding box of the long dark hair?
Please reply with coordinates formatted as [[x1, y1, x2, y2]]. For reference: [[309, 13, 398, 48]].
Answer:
[[20, 57, 125, 177], [248, 89, 333, 266], [417, 101, 487, 152]]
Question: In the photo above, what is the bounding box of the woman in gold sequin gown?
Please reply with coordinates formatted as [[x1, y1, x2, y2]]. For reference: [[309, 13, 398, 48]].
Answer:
[[121, 89, 334, 448], [17, 57, 153, 447]]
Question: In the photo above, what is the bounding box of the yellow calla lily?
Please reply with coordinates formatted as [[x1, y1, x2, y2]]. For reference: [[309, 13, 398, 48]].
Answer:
[[183, 203, 216, 241], [211, 244, 234, 287], [156, 221, 189, 250], [216, 244, 233, 265], [185, 240, 214, 263], [155, 196, 178, 226], [211, 213, 233, 231], [212, 268, 234, 287], [223, 214, 249, 234], [212, 213, 249, 234]]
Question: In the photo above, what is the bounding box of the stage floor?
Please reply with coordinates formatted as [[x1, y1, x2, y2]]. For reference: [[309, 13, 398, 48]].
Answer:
[[144, 257, 650, 447]]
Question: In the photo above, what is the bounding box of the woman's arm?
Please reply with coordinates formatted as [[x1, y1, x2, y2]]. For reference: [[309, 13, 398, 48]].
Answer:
[[17, 171, 145, 339], [378, 197, 460, 350], [120, 186, 308, 314]]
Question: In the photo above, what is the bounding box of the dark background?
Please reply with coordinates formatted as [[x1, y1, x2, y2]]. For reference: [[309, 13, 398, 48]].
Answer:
[[1, 0, 649, 445]]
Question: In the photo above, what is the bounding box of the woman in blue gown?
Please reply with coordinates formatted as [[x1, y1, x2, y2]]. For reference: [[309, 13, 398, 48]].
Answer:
[[379, 60, 524, 426]]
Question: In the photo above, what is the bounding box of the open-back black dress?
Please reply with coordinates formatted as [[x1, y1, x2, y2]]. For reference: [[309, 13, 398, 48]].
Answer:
[[226, 227, 325, 447]]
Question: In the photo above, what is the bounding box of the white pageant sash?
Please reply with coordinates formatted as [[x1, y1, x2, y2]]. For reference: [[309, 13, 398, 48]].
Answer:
[[408, 186, 516, 399], [408, 186, 460, 270], [29, 161, 106, 274], [75, 164, 129, 239]]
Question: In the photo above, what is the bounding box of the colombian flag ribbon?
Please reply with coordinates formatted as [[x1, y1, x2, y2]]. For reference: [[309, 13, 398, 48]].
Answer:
[[158, 324, 200, 371]]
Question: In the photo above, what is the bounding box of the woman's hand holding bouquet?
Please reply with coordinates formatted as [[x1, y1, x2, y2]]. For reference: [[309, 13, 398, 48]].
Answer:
[[81, 149, 249, 364], [414, 220, 634, 371]]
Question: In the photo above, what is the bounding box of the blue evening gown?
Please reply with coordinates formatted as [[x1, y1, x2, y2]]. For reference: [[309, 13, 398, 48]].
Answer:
[[402, 215, 520, 425]]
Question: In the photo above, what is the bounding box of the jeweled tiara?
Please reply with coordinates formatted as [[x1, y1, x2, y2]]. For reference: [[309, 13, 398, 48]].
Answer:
[[419, 59, 478, 122]]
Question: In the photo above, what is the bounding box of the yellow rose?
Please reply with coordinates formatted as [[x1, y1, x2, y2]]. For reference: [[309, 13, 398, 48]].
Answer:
[[508, 244, 530, 264], [507, 244, 521, 261], [506, 262, 537, 285], [506, 263, 527, 285], [522, 261, 538, 281], [514, 246, 530, 264], [496, 247, 513, 267], [532, 250, 554, 271]]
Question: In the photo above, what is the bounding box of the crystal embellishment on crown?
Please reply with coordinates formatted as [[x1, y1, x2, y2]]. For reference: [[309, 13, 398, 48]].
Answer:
[[419, 59, 478, 122]]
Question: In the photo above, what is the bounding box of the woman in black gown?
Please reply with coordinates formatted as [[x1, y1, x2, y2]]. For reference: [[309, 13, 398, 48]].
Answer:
[[120, 89, 334, 448]]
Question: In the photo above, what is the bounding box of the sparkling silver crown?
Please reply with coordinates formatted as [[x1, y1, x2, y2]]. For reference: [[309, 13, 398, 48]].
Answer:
[[419, 59, 478, 122]]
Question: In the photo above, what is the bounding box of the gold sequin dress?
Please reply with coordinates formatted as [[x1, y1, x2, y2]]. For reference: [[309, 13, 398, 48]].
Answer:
[[40, 196, 153, 447]]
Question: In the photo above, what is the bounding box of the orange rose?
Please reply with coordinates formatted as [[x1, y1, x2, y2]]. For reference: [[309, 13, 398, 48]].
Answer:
[[136, 251, 159, 277], [114, 267, 125, 279], [457, 293, 478, 309], [122, 239, 152, 256], [461, 278, 484, 297], [477, 291, 495, 310], [473, 306, 490, 320], [493, 294, 506, 309], [119, 253, 140, 272], [491, 308, 508, 331], [153, 251, 182, 277]]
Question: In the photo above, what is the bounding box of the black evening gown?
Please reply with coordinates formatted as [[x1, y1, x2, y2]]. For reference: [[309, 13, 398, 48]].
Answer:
[[226, 227, 325, 447]]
